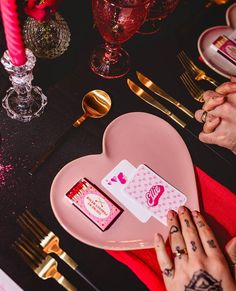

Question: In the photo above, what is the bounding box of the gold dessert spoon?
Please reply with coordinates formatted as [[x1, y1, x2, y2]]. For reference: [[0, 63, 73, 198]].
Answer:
[[29, 90, 112, 175]]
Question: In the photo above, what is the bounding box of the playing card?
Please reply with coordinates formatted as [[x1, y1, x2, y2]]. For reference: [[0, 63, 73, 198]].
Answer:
[[122, 164, 187, 225], [101, 160, 151, 222]]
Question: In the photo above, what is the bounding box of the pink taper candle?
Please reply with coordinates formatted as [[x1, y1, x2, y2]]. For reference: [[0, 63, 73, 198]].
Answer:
[[0, 0, 27, 66]]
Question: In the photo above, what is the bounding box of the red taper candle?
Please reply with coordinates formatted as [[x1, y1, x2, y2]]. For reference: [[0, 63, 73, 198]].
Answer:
[[0, 0, 27, 66]]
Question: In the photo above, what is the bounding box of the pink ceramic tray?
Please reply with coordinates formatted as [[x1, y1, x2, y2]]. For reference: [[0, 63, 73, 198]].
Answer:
[[50, 112, 199, 250], [198, 26, 236, 78], [197, 3, 236, 78]]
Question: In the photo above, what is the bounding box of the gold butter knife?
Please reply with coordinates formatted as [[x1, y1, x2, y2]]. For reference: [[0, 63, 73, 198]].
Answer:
[[127, 78, 233, 168], [127, 79, 186, 128], [136, 71, 194, 118]]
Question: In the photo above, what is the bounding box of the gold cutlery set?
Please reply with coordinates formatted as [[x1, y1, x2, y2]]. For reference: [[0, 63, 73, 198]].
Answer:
[[128, 70, 195, 129], [14, 210, 100, 291], [128, 50, 220, 122], [137, 72, 195, 118]]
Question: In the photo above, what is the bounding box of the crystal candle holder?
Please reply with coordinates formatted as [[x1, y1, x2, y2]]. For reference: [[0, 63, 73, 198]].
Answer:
[[1, 48, 47, 122]]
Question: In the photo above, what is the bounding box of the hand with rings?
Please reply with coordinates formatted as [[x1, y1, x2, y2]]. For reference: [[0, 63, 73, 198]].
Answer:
[[154, 207, 236, 291], [194, 76, 236, 154]]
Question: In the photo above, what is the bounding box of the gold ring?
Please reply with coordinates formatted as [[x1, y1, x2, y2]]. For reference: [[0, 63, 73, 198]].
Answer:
[[201, 111, 208, 123], [173, 247, 188, 259]]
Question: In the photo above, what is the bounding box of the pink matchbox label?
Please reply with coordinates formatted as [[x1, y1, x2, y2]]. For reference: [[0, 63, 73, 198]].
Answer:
[[123, 164, 187, 225], [65, 178, 123, 231]]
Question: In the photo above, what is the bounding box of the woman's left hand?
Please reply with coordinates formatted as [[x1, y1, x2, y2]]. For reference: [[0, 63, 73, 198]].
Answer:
[[154, 207, 236, 291]]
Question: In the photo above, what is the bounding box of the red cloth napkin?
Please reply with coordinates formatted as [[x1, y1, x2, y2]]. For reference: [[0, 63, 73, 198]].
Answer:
[[106, 166, 236, 291]]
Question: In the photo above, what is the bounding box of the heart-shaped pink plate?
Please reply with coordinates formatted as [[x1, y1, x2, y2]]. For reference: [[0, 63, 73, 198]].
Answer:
[[50, 112, 199, 250], [197, 3, 236, 78]]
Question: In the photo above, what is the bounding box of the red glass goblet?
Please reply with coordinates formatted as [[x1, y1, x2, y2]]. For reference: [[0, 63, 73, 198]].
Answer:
[[138, 0, 180, 35], [90, 0, 151, 79]]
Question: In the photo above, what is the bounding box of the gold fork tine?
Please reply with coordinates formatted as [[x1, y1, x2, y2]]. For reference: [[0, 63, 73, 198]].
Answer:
[[14, 238, 41, 268], [17, 210, 100, 291], [25, 209, 49, 234], [177, 50, 219, 87], [178, 51, 199, 75], [16, 235, 45, 264], [180, 72, 205, 103], [181, 72, 201, 96], [13, 235, 77, 290], [17, 214, 45, 242], [14, 242, 37, 269]]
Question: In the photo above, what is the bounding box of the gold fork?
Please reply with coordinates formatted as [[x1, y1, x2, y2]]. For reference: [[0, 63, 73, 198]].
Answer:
[[13, 234, 77, 291], [177, 50, 219, 87], [17, 210, 99, 291], [180, 71, 205, 103]]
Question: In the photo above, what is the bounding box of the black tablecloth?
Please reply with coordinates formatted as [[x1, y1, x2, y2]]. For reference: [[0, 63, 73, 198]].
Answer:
[[0, 1, 236, 290]]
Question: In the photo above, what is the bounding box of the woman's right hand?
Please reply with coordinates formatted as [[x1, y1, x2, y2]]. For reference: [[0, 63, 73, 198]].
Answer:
[[195, 76, 236, 153]]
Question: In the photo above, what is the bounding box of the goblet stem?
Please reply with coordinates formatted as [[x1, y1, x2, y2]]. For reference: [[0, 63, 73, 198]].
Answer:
[[104, 43, 121, 64], [1, 49, 47, 122], [90, 43, 130, 79]]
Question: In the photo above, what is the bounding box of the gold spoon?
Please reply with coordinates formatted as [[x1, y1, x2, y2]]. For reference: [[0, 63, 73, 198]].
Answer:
[[73, 90, 111, 127], [29, 90, 111, 175]]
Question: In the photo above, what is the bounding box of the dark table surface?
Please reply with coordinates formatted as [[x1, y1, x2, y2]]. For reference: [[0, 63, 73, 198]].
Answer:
[[0, 1, 236, 290]]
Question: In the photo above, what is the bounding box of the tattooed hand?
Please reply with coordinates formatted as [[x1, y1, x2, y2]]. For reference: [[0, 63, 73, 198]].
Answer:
[[154, 207, 236, 291], [195, 76, 236, 154]]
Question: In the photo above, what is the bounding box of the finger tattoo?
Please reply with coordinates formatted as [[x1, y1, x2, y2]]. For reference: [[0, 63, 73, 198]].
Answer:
[[190, 241, 197, 252], [184, 219, 190, 227], [196, 221, 205, 228], [162, 266, 174, 278], [207, 240, 217, 248], [170, 225, 179, 234], [185, 269, 222, 290]]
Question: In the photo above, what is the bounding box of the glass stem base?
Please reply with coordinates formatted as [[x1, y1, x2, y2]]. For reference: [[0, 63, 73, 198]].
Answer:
[[2, 86, 47, 122], [90, 44, 130, 79]]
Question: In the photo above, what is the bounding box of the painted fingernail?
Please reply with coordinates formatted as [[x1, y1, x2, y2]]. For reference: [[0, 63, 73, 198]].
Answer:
[[192, 210, 200, 218], [178, 206, 185, 214], [167, 210, 175, 219]]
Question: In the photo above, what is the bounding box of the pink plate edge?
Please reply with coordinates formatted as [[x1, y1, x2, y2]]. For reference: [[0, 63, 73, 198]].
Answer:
[[197, 25, 233, 79]]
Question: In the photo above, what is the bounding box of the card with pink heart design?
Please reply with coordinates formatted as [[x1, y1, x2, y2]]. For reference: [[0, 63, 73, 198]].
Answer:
[[50, 112, 199, 250], [197, 3, 236, 78]]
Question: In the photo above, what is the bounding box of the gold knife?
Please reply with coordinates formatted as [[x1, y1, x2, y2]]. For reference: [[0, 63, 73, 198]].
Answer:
[[127, 78, 233, 168], [127, 79, 186, 128], [136, 71, 194, 118]]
